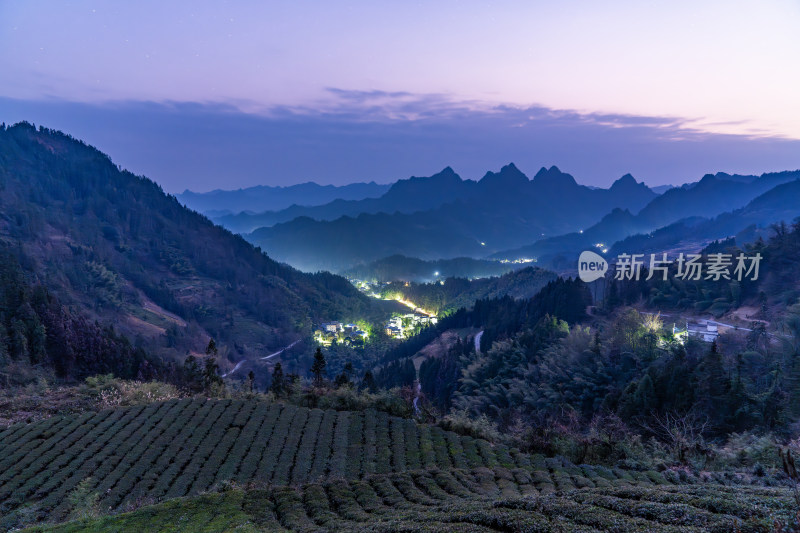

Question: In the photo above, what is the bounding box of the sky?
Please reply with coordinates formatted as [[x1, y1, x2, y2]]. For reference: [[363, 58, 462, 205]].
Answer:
[[1, 1, 799, 192]]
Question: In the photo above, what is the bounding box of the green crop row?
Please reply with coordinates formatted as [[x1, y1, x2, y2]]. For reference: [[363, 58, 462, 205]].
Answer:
[[28, 470, 796, 533], [0, 399, 729, 528]]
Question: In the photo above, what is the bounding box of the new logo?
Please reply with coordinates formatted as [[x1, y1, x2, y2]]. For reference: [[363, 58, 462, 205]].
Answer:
[[578, 250, 607, 282]]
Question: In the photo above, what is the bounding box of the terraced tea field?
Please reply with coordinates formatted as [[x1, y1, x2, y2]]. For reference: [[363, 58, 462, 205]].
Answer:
[[0, 399, 795, 531], [25, 473, 797, 532]]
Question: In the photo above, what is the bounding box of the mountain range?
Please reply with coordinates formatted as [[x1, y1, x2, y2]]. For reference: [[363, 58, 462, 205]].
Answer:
[[178, 180, 390, 219], [245, 164, 659, 271], [495, 171, 800, 267], [607, 178, 800, 257], [208, 162, 800, 273], [210, 166, 477, 233]]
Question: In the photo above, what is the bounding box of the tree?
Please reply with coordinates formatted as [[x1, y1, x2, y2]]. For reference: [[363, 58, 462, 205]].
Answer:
[[271, 362, 285, 396], [311, 347, 327, 387], [30, 323, 46, 364], [695, 340, 729, 426], [247, 370, 255, 393], [203, 357, 223, 392], [334, 372, 350, 388], [334, 361, 354, 388], [592, 330, 602, 356], [9, 319, 28, 360], [182, 355, 203, 392], [205, 338, 218, 356], [641, 411, 710, 464], [361, 370, 377, 393]]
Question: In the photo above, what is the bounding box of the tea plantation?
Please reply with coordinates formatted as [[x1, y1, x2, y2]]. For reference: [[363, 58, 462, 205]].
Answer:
[[1, 399, 796, 531], [25, 476, 798, 532]]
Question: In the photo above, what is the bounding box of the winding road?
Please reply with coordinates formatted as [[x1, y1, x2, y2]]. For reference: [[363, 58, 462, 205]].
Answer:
[[260, 340, 300, 360], [222, 340, 300, 377]]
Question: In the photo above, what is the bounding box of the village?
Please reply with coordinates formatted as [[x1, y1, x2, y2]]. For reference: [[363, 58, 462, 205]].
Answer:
[[313, 321, 369, 347], [312, 278, 441, 345], [384, 313, 438, 339]]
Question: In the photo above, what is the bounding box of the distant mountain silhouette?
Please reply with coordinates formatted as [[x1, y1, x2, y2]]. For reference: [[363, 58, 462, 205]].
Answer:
[[608, 178, 800, 256], [635, 171, 798, 228], [650, 184, 675, 194], [178, 180, 391, 217], [213, 167, 476, 233], [246, 164, 657, 271], [492, 170, 800, 266]]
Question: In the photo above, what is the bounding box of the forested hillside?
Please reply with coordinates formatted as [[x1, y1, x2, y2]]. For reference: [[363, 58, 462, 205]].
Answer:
[[0, 123, 372, 378], [0, 248, 165, 384], [414, 223, 800, 470]]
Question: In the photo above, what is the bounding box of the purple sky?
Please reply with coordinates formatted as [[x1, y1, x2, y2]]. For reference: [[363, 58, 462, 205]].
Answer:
[[1, 1, 799, 192]]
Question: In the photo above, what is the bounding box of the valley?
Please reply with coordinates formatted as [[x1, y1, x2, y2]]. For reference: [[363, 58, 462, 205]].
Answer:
[[2, 124, 800, 532], [6, 5, 800, 531]]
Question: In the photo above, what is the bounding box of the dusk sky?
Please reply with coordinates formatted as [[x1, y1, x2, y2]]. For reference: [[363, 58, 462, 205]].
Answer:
[[2, 1, 799, 192]]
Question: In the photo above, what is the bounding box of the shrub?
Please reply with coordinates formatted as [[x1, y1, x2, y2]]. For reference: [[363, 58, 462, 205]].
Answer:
[[83, 375, 182, 409], [67, 478, 99, 521], [439, 409, 502, 443]]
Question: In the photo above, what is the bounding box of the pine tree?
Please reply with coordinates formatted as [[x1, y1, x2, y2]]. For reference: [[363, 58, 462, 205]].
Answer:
[[633, 374, 656, 414], [205, 338, 218, 356], [311, 347, 327, 387], [592, 330, 601, 356], [182, 355, 203, 392], [203, 357, 223, 392], [271, 362, 285, 396]]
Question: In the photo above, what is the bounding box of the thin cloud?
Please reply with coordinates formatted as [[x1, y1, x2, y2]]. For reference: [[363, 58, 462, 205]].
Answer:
[[1, 95, 799, 193]]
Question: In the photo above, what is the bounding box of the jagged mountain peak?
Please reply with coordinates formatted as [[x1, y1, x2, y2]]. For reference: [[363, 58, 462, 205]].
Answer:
[[613, 173, 637, 185], [609, 173, 651, 193], [478, 162, 530, 188], [391, 166, 463, 188], [532, 165, 578, 187]]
